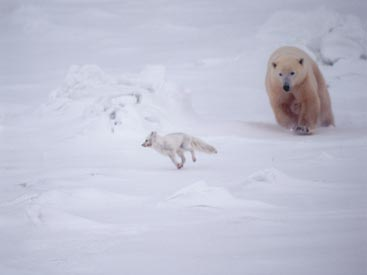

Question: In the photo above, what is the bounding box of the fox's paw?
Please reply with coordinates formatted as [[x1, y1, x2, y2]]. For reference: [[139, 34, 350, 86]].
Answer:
[[294, 126, 311, 135], [192, 157, 197, 162], [176, 163, 183, 169]]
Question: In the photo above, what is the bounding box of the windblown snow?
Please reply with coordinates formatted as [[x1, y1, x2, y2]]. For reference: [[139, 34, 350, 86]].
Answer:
[[0, 1, 366, 275]]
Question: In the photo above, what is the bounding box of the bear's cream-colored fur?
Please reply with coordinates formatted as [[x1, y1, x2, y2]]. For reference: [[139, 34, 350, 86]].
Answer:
[[265, 46, 334, 134]]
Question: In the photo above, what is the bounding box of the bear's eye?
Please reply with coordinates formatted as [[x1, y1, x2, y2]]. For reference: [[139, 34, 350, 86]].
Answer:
[[279, 73, 283, 77], [290, 71, 295, 76]]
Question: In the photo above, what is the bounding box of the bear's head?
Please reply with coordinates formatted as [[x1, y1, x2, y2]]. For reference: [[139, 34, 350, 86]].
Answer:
[[271, 56, 307, 93]]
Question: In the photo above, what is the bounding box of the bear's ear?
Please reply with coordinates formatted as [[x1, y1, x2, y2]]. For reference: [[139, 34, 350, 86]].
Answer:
[[299, 58, 304, 65], [272, 62, 277, 68]]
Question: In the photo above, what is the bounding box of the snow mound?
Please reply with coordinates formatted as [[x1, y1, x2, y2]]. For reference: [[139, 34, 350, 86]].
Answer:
[[25, 188, 145, 231], [26, 204, 111, 230], [240, 167, 325, 197], [162, 181, 268, 209], [257, 8, 367, 65], [240, 168, 316, 192], [40, 64, 194, 136], [33, 188, 144, 209], [244, 167, 297, 185]]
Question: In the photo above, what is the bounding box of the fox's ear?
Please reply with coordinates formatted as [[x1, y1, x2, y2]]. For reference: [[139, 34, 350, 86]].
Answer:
[[299, 58, 304, 65], [272, 62, 277, 68], [150, 131, 157, 137]]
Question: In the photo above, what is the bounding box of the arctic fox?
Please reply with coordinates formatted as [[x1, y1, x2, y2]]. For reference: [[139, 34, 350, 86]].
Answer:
[[142, 131, 217, 169]]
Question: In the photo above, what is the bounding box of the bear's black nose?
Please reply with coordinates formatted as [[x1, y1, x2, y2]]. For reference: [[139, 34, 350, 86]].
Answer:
[[283, 84, 290, 92]]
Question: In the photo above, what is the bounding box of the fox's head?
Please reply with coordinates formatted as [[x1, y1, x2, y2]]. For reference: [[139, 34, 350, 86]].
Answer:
[[141, 131, 157, 147]]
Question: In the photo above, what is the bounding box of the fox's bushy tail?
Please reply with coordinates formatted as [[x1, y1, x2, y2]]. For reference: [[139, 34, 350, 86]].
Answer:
[[191, 137, 217, 154]]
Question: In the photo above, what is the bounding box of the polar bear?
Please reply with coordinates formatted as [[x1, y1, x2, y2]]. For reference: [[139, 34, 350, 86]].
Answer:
[[265, 46, 334, 135]]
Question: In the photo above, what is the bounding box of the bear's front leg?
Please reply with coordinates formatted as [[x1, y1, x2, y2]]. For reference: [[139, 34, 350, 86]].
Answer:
[[295, 98, 319, 135], [273, 103, 298, 130]]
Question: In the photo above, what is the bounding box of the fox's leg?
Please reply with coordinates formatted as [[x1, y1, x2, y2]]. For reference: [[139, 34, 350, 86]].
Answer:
[[177, 150, 186, 168], [182, 143, 196, 162], [189, 149, 196, 162], [168, 153, 182, 169]]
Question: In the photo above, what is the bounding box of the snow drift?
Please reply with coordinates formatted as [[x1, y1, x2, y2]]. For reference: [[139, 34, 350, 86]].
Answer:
[[39, 64, 194, 136], [162, 180, 245, 209]]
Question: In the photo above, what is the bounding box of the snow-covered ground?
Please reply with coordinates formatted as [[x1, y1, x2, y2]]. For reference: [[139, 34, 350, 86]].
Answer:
[[1, 1, 366, 274]]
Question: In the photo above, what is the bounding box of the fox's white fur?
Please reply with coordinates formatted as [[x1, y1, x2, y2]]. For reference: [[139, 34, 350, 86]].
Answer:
[[142, 131, 217, 169]]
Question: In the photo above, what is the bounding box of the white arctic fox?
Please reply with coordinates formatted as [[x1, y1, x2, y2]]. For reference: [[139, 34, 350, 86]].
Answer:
[[142, 131, 217, 169]]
